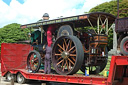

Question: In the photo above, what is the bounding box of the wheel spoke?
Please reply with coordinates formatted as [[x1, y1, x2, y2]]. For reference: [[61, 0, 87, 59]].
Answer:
[[30, 62, 33, 67], [31, 63, 35, 70], [66, 40, 70, 51], [56, 59, 64, 66], [32, 54, 34, 58], [57, 56, 62, 61], [69, 62, 71, 70], [34, 57, 38, 61], [61, 59, 64, 69], [66, 60, 69, 71], [64, 39, 67, 49], [63, 42, 65, 51], [69, 54, 76, 57], [55, 54, 61, 56], [68, 58, 75, 65], [70, 40, 72, 49], [71, 57, 76, 62], [57, 44, 65, 51], [71, 49, 76, 53], [68, 46, 75, 53], [62, 63, 66, 72], [58, 49, 62, 53]]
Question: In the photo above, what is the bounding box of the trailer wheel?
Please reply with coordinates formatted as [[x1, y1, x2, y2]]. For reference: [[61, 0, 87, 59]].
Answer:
[[17, 73, 26, 84], [57, 25, 73, 37], [27, 50, 41, 73], [120, 36, 128, 55], [52, 35, 84, 75], [6, 72, 13, 81]]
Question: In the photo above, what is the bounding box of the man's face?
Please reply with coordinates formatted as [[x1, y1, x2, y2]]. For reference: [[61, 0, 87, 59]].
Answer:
[[43, 17, 49, 20]]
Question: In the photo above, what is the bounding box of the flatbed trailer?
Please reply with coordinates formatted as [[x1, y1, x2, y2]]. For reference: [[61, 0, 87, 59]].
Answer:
[[1, 43, 128, 85]]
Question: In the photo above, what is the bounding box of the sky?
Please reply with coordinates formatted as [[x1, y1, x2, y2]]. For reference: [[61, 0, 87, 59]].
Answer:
[[0, 0, 112, 28]]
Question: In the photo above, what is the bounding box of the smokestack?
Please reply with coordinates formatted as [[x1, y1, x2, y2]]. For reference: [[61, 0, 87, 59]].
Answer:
[[117, 0, 119, 18]]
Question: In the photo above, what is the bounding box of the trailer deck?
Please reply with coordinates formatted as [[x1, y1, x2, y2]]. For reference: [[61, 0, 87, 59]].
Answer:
[[9, 69, 108, 85], [1, 43, 128, 85]]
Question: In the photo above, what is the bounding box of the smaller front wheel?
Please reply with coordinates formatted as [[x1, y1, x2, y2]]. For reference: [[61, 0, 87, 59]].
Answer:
[[120, 36, 128, 55], [17, 73, 26, 84], [27, 50, 41, 73]]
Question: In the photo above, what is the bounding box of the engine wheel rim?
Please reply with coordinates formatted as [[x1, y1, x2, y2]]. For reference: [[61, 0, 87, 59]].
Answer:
[[52, 36, 84, 75], [28, 52, 39, 71], [123, 40, 128, 52]]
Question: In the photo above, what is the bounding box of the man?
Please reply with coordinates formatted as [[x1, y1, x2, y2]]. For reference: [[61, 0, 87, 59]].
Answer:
[[41, 13, 49, 44], [38, 13, 49, 22], [42, 13, 52, 74], [42, 13, 49, 20], [43, 13, 57, 74], [30, 13, 50, 45], [44, 44, 52, 74]]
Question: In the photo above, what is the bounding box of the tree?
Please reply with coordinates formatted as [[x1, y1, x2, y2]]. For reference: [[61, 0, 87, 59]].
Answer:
[[88, 0, 128, 50], [0, 23, 30, 50], [89, 0, 128, 18]]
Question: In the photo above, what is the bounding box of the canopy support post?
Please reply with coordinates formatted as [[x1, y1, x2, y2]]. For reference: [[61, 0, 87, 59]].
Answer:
[[106, 17, 108, 35], [40, 26, 43, 44], [87, 18, 94, 28], [97, 15, 100, 34]]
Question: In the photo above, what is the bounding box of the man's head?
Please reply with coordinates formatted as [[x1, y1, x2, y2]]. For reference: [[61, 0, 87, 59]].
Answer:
[[42, 13, 49, 20]]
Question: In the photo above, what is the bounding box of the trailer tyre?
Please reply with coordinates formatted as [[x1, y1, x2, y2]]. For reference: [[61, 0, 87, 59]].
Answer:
[[120, 36, 128, 55], [17, 73, 26, 84], [6, 72, 13, 82]]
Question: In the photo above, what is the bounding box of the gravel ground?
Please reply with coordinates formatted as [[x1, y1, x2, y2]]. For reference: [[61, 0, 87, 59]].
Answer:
[[0, 63, 44, 85]]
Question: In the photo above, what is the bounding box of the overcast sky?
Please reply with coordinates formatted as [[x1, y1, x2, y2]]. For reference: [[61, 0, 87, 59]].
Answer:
[[0, 0, 112, 28]]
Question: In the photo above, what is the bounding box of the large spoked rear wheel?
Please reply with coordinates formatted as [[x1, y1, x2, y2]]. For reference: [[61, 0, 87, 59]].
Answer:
[[27, 50, 41, 73], [52, 35, 84, 75]]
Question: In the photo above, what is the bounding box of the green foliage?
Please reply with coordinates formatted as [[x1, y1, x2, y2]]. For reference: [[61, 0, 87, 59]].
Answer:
[[0, 23, 30, 49], [89, 0, 128, 18], [89, 0, 128, 50]]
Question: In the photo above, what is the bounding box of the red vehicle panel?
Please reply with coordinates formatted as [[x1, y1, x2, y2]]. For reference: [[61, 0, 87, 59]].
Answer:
[[1, 43, 32, 76]]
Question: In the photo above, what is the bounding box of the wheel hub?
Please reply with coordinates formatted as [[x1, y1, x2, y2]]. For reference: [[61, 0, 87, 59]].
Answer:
[[61, 51, 69, 59], [31, 60, 34, 63]]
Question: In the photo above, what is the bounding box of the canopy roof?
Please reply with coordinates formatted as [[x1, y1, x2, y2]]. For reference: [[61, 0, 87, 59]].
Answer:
[[20, 12, 116, 29]]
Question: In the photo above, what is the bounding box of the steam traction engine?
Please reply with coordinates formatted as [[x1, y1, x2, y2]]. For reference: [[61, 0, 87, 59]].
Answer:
[[21, 12, 115, 75]]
